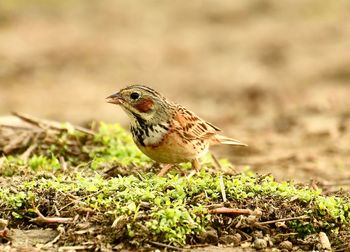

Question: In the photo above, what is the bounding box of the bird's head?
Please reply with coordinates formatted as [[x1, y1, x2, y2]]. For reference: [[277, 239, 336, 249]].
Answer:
[[106, 85, 172, 124]]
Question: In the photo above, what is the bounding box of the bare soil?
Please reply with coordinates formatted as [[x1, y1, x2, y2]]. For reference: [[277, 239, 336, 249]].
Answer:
[[1, 0, 350, 185]]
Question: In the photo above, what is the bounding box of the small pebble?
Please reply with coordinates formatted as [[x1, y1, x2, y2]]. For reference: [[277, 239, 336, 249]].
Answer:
[[219, 233, 241, 245], [0, 219, 8, 229], [254, 238, 267, 249], [240, 241, 252, 248], [197, 228, 218, 243], [246, 215, 257, 224], [319, 232, 331, 250], [279, 240, 293, 251]]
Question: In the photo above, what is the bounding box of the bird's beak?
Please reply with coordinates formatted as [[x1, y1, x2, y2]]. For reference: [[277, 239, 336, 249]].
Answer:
[[106, 93, 123, 105]]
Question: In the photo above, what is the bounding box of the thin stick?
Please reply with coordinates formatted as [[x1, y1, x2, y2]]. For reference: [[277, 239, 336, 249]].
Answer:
[[3, 132, 28, 153], [274, 232, 298, 237], [74, 125, 96, 136], [58, 190, 102, 212], [59, 156, 67, 172], [259, 215, 309, 225], [211, 153, 222, 170], [12, 112, 48, 129], [43, 230, 62, 248], [20, 143, 38, 160], [219, 175, 227, 202], [31, 205, 73, 224], [57, 246, 91, 251], [13, 112, 95, 135], [208, 207, 254, 215], [147, 241, 183, 251], [0, 124, 40, 131]]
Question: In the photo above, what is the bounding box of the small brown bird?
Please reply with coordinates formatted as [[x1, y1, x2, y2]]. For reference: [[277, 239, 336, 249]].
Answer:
[[106, 85, 246, 175]]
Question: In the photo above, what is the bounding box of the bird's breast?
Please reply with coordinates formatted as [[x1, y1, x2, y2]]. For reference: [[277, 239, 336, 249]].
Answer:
[[131, 123, 210, 164], [130, 123, 169, 147]]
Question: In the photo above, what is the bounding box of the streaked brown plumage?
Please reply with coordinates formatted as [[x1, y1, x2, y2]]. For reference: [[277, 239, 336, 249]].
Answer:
[[106, 85, 246, 175]]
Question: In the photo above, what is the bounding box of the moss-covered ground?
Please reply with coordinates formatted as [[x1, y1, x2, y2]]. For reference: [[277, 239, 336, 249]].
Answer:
[[0, 118, 349, 251]]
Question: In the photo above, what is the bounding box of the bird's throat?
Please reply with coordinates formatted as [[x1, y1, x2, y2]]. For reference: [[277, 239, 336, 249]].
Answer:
[[130, 121, 169, 147]]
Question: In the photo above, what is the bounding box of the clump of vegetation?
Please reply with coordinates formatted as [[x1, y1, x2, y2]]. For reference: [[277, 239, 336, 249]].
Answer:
[[0, 115, 349, 250]]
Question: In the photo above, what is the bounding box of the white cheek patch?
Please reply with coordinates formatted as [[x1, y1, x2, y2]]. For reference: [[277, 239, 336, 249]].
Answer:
[[143, 124, 168, 145]]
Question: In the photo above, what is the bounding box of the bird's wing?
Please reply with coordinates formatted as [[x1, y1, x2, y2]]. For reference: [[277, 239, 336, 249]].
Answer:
[[173, 105, 221, 141]]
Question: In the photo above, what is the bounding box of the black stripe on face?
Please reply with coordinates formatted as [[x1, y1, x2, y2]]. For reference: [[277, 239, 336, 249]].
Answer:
[[131, 126, 145, 147], [131, 112, 147, 128], [130, 112, 153, 145], [133, 113, 149, 137]]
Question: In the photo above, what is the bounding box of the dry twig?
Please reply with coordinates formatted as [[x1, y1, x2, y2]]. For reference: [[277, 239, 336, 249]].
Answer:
[[20, 143, 38, 160], [210, 153, 222, 171], [42, 226, 65, 249], [30, 205, 73, 224], [58, 246, 92, 251], [208, 207, 255, 215], [12, 112, 95, 135], [259, 215, 310, 225], [147, 241, 183, 251]]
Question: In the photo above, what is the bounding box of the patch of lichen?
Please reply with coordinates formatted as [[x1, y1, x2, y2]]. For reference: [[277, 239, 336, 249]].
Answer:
[[0, 123, 350, 248]]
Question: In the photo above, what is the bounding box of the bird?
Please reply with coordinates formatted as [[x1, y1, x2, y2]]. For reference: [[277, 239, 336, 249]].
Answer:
[[106, 85, 246, 176]]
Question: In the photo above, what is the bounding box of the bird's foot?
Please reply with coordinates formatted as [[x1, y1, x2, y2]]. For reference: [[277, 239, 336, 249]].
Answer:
[[157, 164, 173, 176]]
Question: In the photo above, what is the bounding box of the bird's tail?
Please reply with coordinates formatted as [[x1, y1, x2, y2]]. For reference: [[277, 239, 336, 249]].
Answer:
[[214, 134, 247, 146]]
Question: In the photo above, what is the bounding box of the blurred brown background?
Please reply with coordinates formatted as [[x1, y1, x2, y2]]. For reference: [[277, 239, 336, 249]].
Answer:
[[1, 0, 350, 183]]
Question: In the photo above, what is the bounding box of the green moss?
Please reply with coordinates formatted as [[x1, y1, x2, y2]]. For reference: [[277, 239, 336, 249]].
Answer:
[[1, 172, 350, 245], [0, 123, 152, 176], [1, 123, 350, 246], [28, 155, 60, 171], [89, 122, 151, 169]]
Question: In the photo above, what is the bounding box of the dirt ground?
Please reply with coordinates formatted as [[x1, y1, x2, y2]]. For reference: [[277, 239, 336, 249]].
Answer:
[[1, 0, 350, 185]]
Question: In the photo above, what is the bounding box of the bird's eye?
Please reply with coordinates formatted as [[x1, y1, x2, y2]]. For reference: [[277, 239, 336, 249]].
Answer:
[[130, 92, 140, 100]]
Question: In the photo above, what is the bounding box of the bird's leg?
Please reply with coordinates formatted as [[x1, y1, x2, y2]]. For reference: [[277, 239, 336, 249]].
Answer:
[[187, 159, 201, 178], [192, 159, 201, 172], [157, 164, 173, 177]]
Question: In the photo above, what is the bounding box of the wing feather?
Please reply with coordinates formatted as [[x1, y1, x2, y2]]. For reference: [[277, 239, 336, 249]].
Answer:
[[174, 105, 220, 141]]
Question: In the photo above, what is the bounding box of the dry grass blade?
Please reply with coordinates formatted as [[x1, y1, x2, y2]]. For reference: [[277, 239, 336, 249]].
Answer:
[[20, 143, 38, 161], [0, 124, 38, 131], [31, 206, 73, 224], [42, 227, 65, 249], [219, 175, 227, 202], [58, 246, 92, 251], [211, 153, 222, 171], [0, 113, 96, 164], [3, 132, 30, 153], [258, 215, 310, 225], [147, 241, 183, 251], [12, 112, 95, 135]]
